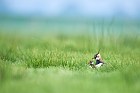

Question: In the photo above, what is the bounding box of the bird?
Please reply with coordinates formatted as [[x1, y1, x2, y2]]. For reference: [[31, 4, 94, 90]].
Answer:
[[92, 53, 104, 68], [88, 50, 105, 68]]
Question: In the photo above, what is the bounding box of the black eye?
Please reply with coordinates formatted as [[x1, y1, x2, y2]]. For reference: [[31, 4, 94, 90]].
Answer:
[[94, 54, 98, 59]]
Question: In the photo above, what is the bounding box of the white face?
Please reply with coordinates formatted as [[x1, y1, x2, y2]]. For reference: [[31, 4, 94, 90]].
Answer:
[[96, 57, 100, 60], [96, 54, 101, 60]]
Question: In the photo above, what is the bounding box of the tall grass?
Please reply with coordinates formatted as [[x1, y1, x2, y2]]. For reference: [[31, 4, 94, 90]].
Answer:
[[0, 21, 140, 93]]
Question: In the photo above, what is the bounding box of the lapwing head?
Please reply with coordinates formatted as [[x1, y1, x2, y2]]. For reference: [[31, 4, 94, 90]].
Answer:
[[96, 53, 101, 60], [92, 49, 101, 60], [93, 53, 102, 61]]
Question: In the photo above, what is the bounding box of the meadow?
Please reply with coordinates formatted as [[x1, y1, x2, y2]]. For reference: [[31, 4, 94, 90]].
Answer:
[[0, 20, 140, 93]]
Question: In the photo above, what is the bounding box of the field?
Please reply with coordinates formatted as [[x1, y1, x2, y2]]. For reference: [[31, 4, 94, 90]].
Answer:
[[0, 20, 140, 93]]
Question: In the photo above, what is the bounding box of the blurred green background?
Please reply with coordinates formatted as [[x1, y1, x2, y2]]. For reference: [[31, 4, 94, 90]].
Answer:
[[0, 1, 140, 93]]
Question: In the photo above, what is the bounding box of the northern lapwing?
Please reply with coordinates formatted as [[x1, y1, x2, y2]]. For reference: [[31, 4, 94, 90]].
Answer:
[[88, 50, 105, 68]]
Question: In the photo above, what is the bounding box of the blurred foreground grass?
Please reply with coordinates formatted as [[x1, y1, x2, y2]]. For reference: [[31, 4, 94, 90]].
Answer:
[[0, 28, 140, 93]]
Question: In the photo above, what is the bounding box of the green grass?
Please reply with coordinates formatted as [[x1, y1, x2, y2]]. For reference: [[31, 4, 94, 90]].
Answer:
[[0, 28, 140, 93]]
